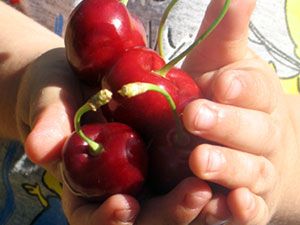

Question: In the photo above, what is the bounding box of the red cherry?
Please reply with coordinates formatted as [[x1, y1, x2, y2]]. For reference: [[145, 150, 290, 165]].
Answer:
[[166, 67, 202, 112], [147, 128, 205, 194], [102, 47, 200, 137], [113, 82, 202, 194], [64, 0, 147, 85], [61, 122, 148, 199]]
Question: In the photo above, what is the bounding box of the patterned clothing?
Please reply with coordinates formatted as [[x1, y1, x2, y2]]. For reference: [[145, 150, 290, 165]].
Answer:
[[0, 0, 300, 224]]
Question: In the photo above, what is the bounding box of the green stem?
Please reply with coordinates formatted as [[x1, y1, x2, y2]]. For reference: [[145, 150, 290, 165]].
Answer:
[[155, 0, 231, 77], [118, 82, 188, 144], [120, 0, 129, 6], [157, 0, 179, 59], [74, 89, 112, 156]]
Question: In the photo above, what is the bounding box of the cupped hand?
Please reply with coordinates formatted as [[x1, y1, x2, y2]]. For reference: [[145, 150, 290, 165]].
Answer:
[[183, 56, 298, 224], [182, 0, 300, 224]]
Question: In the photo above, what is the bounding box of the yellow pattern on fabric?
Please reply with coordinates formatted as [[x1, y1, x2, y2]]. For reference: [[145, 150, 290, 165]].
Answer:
[[281, 0, 300, 94]]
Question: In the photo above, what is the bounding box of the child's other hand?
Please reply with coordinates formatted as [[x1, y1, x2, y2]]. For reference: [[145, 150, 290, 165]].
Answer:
[[182, 0, 300, 224], [184, 56, 300, 224]]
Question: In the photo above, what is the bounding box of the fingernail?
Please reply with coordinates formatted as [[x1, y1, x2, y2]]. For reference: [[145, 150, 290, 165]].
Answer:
[[203, 149, 226, 173], [206, 214, 229, 225], [183, 192, 210, 209], [115, 209, 137, 223], [194, 104, 217, 130], [225, 75, 242, 100]]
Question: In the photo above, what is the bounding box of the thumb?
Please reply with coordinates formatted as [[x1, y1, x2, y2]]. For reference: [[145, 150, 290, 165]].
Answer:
[[16, 48, 82, 179], [182, 0, 256, 76], [24, 102, 75, 179]]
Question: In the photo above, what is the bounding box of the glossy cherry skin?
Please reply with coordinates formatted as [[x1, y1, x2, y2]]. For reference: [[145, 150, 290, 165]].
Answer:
[[61, 122, 148, 199], [147, 127, 206, 194], [102, 47, 201, 137], [166, 67, 203, 112], [64, 0, 147, 85]]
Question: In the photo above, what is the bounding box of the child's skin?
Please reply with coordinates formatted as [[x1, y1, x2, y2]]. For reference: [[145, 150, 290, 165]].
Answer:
[[1, 1, 300, 225]]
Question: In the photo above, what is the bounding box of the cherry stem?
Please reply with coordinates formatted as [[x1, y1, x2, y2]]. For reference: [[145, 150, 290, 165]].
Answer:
[[120, 0, 129, 6], [155, 0, 231, 77], [118, 82, 188, 144], [157, 0, 179, 59], [74, 89, 112, 156]]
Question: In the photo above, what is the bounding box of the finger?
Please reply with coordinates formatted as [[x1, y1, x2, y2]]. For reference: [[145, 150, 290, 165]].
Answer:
[[17, 48, 82, 177], [189, 144, 276, 194], [136, 177, 212, 225], [191, 193, 231, 225], [62, 186, 139, 225], [182, 99, 280, 155], [182, 0, 256, 76], [227, 188, 270, 225], [24, 103, 75, 180], [196, 59, 282, 113], [24, 84, 80, 179]]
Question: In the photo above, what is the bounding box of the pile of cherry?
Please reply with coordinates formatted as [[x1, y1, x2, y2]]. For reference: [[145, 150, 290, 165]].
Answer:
[[61, 0, 230, 200]]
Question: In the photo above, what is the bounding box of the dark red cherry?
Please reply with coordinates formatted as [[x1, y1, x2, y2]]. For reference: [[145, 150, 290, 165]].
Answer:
[[61, 122, 148, 199], [147, 127, 206, 194], [64, 0, 147, 85], [102, 47, 200, 137]]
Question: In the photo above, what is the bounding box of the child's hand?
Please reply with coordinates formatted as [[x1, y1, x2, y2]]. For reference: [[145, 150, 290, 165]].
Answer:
[[181, 0, 300, 224], [183, 55, 300, 224]]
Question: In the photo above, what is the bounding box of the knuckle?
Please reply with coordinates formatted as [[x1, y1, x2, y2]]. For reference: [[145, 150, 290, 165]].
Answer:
[[251, 158, 276, 195]]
